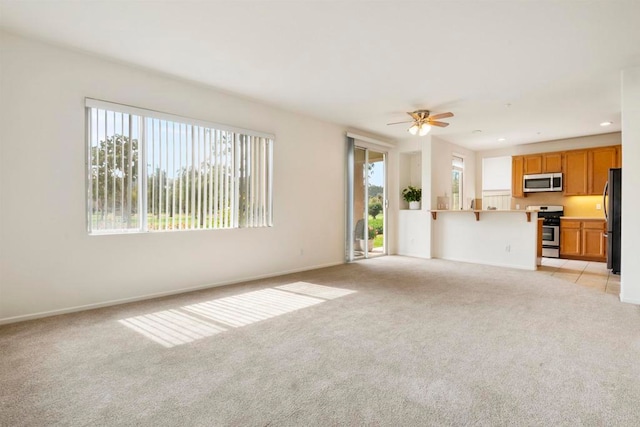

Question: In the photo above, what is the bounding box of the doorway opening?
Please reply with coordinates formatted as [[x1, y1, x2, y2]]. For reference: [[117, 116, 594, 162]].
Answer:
[[348, 143, 387, 261]]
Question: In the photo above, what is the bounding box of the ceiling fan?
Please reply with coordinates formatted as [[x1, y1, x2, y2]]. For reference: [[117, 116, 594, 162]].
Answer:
[[387, 110, 454, 136]]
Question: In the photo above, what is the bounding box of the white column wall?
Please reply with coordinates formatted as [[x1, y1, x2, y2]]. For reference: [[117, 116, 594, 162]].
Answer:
[[620, 66, 640, 304]]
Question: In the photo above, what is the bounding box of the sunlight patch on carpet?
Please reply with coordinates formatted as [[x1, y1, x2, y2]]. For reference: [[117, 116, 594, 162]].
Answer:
[[275, 281, 357, 299], [182, 288, 324, 327], [118, 309, 226, 348], [119, 283, 355, 348]]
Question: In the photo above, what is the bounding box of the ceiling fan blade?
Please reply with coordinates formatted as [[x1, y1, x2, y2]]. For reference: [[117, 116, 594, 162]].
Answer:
[[407, 111, 421, 120], [428, 112, 454, 120], [387, 120, 414, 126], [428, 120, 450, 127]]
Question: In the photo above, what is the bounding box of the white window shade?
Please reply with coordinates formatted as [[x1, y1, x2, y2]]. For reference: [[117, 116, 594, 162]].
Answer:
[[86, 99, 273, 234], [482, 156, 512, 191]]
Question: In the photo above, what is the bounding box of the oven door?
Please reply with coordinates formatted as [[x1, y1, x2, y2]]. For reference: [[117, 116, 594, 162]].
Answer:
[[542, 225, 560, 246]]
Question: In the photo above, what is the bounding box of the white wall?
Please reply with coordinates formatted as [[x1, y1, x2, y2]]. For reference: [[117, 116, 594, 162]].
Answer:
[[431, 211, 538, 270], [0, 32, 348, 322], [431, 137, 476, 210], [397, 210, 432, 257], [621, 66, 640, 304], [395, 136, 433, 258]]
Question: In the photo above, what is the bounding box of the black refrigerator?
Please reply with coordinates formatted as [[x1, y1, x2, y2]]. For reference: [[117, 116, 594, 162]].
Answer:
[[604, 168, 621, 274]]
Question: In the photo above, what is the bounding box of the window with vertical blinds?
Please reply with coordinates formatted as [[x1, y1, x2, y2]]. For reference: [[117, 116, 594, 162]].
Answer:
[[86, 99, 273, 234], [451, 155, 464, 210]]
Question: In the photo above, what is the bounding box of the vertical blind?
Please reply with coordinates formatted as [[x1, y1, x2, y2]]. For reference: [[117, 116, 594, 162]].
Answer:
[[86, 99, 273, 234]]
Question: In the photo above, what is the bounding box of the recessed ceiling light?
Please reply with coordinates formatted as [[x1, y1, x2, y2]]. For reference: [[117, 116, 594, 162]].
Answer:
[[498, 137, 506, 142], [472, 130, 482, 134], [600, 121, 612, 127]]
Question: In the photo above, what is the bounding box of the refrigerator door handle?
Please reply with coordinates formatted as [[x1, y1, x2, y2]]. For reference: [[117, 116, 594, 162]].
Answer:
[[603, 181, 609, 222]]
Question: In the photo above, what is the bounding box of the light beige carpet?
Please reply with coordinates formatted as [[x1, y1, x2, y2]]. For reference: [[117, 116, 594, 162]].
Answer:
[[1, 256, 639, 426]]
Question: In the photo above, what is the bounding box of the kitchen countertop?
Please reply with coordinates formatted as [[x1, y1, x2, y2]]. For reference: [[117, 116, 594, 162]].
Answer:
[[430, 209, 539, 213], [561, 216, 606, 220], [428, 209, 538, 222]]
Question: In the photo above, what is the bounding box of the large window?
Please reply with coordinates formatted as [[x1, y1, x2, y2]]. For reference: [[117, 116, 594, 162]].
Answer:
[[451, 155, 464, 210], [86, 99, 273, 234]]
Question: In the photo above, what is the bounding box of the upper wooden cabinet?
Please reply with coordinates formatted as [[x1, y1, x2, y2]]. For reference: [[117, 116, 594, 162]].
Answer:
[[523, 155, 543, 174], [589, 146, 617, 195], [563, 150, 589, 195], [512, 156, 524, 198], [563, 145, 620, 195], [510, 144, 620, 197], [542, 153, 562, 173], [522, 153, 562, 174], [617, 145, 622, 167]]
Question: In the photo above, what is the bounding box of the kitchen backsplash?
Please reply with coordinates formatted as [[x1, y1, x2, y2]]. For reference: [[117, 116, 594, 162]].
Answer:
[[563, 195, 606, 218], [511, 193, 605, 218]]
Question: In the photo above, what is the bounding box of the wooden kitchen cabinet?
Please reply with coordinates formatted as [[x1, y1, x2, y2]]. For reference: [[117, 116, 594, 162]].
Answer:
[[522, 153, 562, 174], [523, 155, 543, 174], [588, 146, 617, 195], [510, 145, 620, 198], [563, 150, 589, 195], [542, 153, 562, 173], [617, 145, 622, 167], [512, 156, 524, 198], [560, 220, 582, 257], [560, 219, 606, 261]]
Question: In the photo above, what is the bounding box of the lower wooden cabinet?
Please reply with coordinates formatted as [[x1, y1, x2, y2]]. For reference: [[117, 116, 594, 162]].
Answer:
[[560, 219, 607, 261]]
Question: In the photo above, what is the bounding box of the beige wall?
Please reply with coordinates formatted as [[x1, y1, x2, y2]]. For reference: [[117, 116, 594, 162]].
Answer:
[[0, 32, 348, 322]]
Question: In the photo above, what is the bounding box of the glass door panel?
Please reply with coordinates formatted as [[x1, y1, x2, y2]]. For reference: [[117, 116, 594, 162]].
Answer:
[[347, 142, 386, 261]]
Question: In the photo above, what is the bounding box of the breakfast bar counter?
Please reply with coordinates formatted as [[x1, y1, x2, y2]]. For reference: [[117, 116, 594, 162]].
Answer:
[[429, 209, 537, 222], [429, 209, 539, 271]]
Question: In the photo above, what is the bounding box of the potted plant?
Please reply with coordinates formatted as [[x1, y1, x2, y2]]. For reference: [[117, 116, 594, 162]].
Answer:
[[402, 186, 422, 210], [357, 226, 377, 252]]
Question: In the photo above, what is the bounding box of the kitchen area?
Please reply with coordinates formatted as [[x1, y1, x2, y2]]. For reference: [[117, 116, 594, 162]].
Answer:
[[399, 132, 622, 292], [510, 144, 621, 267]]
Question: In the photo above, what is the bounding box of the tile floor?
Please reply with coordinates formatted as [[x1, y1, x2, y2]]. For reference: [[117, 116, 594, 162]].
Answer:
[[538, 258, 620, 295]]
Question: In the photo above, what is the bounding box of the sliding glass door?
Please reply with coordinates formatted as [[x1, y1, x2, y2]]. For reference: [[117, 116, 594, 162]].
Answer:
[[347, 139, 386, 261]]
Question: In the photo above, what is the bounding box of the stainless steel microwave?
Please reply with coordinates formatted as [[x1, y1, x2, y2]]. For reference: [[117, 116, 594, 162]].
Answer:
[[523, 173, 563, 193]]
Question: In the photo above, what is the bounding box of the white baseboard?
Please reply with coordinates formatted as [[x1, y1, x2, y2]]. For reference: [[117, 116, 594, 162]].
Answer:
[[434, 256, 537, 271], [620, 294, 640, 305], [0, 261, 344, 325]]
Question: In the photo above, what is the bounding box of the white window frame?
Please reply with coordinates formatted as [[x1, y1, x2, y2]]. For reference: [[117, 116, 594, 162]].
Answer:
[[85, 98, 274, 235], [452, 155, 464, 210]]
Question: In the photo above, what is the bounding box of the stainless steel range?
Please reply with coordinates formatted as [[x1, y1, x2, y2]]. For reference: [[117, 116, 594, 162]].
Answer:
[[528, 205, 564, 258]]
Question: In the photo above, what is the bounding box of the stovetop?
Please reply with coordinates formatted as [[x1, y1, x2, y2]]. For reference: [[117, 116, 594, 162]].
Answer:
[[527, 205, 564, 225]]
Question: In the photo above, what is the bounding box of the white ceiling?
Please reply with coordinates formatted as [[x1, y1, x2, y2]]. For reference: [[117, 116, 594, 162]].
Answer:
[[1, 1, 639, 150]]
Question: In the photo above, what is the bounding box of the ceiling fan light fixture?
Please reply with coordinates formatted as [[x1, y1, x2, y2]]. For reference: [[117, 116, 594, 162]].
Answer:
[[419, 123, 431, 136], [408, 124, 419, 135]]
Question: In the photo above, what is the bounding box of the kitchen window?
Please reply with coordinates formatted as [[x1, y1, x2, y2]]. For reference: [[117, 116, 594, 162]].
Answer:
[[86, 99, 274, 234], [452, 156, 464, 210]]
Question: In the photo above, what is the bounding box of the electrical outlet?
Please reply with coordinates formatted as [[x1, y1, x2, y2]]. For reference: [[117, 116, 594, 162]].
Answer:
[[505, 244, 511, 252], [300, 248, 304, 256], [596, 203, 602, 210], [515, 204, 520, 210]]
